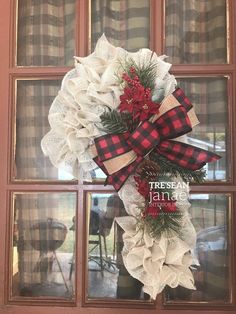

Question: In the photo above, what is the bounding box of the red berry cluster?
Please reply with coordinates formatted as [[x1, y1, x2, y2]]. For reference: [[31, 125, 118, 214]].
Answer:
[[144, 88, 151, 99], [122, 71, 140, 88], [122, 67, 151, 98]]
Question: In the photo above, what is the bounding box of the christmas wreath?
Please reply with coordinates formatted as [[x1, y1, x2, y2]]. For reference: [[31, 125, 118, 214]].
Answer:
[[41, 35, 220, 299]]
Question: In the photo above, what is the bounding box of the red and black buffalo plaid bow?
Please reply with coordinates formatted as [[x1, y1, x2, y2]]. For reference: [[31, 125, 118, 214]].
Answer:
[[93, 88, 221, 191]]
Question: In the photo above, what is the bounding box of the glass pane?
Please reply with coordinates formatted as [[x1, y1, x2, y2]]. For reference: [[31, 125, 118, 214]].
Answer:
[[86, 192, 151, 301], [89, 168, 106, 182], [17, 0, 76, 66], [91, 0, 150, 51], [165, 0, 227, 64], [11, 192, 76, 299], [178, 77, 228, 181], [165, 193, 230, 303], [15, 80, 74, 181]]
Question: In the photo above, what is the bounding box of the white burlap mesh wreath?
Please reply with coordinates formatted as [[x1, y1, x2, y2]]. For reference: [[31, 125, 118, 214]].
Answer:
[[41, 35, 197, 299]]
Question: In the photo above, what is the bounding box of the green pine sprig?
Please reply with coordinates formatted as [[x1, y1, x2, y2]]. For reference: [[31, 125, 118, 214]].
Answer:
[[99, 110, 128, 134], [137, 210, 183, 239], [116, 56, 157, 90], [99, 110, 139, 134]]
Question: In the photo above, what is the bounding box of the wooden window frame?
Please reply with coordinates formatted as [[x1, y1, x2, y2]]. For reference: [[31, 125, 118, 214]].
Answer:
[[0, 0, 235, 312]]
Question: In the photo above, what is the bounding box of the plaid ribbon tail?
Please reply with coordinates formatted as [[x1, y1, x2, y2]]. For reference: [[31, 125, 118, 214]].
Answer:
[[156, 140, 221, 170], [172, 87, 193, 112], [106, 156, 144, 191], [94, 155, 141, 190]]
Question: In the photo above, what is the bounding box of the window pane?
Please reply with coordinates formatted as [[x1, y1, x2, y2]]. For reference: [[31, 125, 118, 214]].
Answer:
[[165, 194, 230, 303], [17, 0, 76, 66], [86, 192, 151, 301], [11, 192, 76, 300], [165, 0, 227, 64], [178, 77, 229, 181], [89, 167, 106, 182], [14, 80, 75, 181], [91, 0, 150, 51]]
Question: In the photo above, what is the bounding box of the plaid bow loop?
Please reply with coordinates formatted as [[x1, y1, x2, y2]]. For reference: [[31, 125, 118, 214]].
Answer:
[[128, 106, 192, 156], [94, 133, 130, 162]]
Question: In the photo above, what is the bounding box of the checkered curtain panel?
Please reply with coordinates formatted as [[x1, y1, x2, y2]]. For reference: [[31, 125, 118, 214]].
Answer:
[[17, 0, 75, 66], [178, 78, 227, 130], [165, 0, 227, 63], [178, 78, 228, 180], [15, 80, 60, 180], [91, 0, 150, 51]]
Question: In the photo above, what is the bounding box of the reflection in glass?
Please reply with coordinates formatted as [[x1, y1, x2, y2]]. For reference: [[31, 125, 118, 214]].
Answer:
[[12, 192, 76, 299], [91, 0, 150, 51], [15, 80, 74, 181], [165, 0, 227, 64], [165, 194, 230, 303], [17, 0, 76, 66], [178, 77, 228, 181], [86, 193, 150, 301]]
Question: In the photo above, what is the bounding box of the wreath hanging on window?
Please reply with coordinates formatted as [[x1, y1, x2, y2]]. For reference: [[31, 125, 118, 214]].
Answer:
[[41, 35, 220, 299]]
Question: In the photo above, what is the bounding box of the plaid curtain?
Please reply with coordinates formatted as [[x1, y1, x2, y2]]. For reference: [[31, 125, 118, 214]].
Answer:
[[178, 78, 228, 129], [15, 80, 60, 180], [91, 0, 150, 51], [165, 0, 227, 63], [17, 0, 75, 66], [14, 81, 74, 295], [177, 78, 228, 180]]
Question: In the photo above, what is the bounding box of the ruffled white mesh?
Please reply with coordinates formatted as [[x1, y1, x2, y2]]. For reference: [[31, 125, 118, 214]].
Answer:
[[117, 175, 196, 299], [41, 35, 177, 181], [41, 35, 197, 298]]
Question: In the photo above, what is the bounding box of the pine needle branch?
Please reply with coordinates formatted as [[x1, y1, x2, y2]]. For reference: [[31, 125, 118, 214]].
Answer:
[[99, 110, 129, 134], [100, 110, 139, 134], [132, 60, 157, 90], [137, 210, 183, 239], [116, 57, 157, 90]]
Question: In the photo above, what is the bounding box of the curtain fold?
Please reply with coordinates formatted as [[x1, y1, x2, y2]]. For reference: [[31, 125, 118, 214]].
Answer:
[[15, 80, 60, 180], [91, 0, 150, 51], [178, 78, 228, 180], [17, 0, 75, 66], [165, 0, 227, 63]]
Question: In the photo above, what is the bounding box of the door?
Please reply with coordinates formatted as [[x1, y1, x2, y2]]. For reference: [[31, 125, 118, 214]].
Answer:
[[0, 0, 235, 313]]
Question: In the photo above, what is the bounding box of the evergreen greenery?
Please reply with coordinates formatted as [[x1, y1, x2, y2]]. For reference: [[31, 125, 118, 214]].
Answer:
[[100, 110, 139, 134], [145, 210, 183, 238], [117, 56, 157, 90], [100, 110, 128, 134], [137, 209, 183, 239]]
